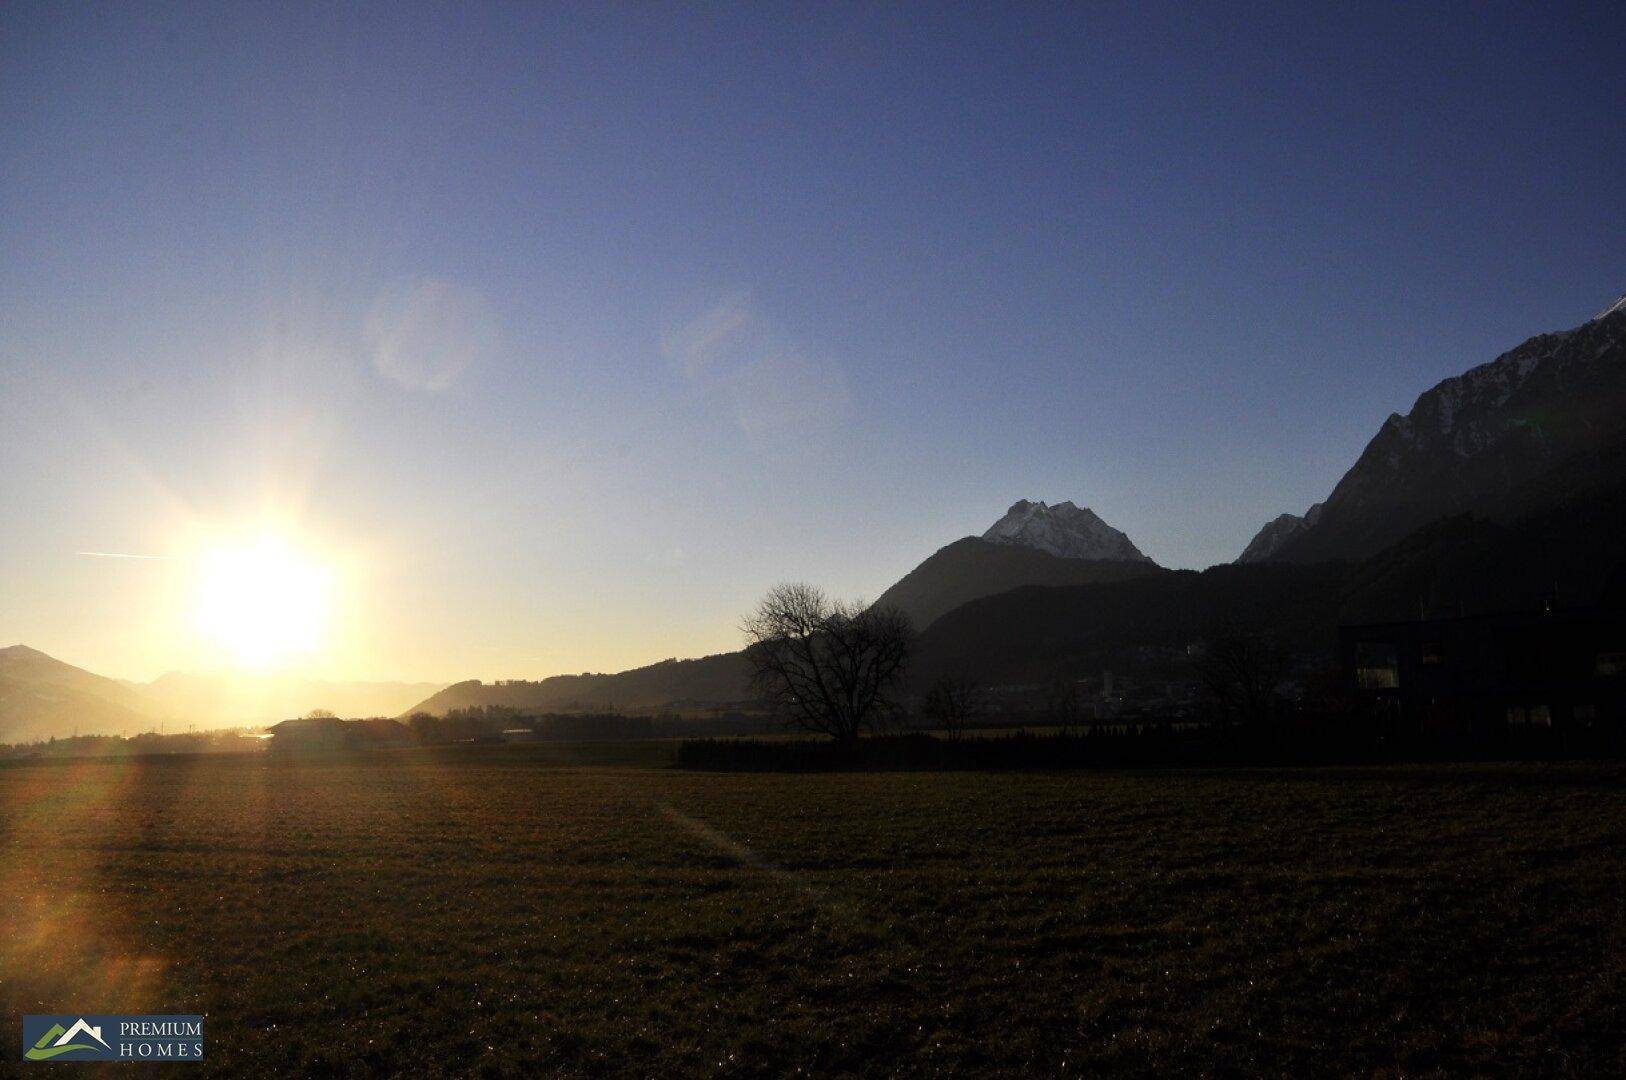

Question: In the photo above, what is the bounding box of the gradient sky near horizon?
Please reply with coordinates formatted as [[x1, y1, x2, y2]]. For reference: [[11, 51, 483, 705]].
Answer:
[[2, 2, 1623, 683]]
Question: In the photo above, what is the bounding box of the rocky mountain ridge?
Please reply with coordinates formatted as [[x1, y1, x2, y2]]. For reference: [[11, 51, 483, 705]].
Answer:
[[1243, 301, 1626, 563]]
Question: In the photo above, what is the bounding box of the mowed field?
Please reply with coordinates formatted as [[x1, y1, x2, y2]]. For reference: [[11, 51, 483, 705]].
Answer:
[[2, 748, 1624, 1076]]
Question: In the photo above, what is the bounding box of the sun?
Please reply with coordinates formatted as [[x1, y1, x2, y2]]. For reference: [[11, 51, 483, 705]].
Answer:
[[196, 537, 333, 667]]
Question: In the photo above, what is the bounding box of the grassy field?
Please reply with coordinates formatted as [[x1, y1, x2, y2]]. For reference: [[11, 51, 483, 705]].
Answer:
[[2, 747, 1623, 1075]]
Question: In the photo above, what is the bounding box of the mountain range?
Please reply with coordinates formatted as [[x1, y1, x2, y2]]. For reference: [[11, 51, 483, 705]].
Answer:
[[9, 296, 1624, 736], [403, 295, 1624, 717]]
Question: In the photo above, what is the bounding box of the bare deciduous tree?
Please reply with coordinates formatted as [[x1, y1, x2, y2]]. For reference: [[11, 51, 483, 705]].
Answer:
[[742, 583, 913, 744], [922, 673, 983, 739], [1197, 618, 1288, 728]]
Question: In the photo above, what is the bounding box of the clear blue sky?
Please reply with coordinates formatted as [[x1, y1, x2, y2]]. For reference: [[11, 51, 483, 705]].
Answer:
[[2, 2, 1622, 681]]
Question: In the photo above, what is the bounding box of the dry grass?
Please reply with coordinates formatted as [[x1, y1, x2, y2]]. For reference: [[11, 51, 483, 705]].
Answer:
[[2, 747, 1623, 1075]]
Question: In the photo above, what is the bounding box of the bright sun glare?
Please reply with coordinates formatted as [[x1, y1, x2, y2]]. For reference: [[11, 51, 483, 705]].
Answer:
[[196, 537, 332, 667]]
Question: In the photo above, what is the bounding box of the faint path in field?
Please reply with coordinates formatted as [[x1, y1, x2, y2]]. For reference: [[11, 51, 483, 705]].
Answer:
[[655, 801, 871, 930]]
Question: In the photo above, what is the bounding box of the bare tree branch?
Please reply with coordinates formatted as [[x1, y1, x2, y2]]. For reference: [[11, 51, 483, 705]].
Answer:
[[741, 583, 914, 743], [922, 673, 984, 739], [1197, 616, 1288, 728]]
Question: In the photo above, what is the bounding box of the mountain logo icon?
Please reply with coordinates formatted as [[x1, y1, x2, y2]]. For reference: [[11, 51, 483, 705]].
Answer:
[[24, 1017, 111, 1061]]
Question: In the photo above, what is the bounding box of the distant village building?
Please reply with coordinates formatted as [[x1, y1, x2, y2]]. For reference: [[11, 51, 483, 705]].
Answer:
[[267, 716, 413, 751], [266, 716, 350, 750], [1340, 606, 1625, 735]]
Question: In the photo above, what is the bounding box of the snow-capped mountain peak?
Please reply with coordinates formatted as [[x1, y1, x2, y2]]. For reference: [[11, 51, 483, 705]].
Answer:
[[981, 500, 1154, 562]]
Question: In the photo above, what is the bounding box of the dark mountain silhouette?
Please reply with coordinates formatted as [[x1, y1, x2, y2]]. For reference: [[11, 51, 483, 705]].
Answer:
[[870, 500, 1159, 630], [1236, 504, 1323, 563], [399, 500, 1166, 716], [1336, 466, 1626, 622], [405, 404, 1626, 717], [917, 474, 1626, 689], [1243, 302, 1626, 563], [872, 537, 1162, 630], [910, 562, 1354, 688]]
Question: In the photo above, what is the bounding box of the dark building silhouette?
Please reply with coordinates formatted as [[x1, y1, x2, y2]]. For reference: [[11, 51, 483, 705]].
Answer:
[[1339, 606, 1626, 735], [268, 716, 413, 750]]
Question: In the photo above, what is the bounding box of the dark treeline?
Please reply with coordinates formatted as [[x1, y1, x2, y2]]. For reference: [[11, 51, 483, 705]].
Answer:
[[676, 725, 1626, 772], [2, 709, 786, 762], [406, 709, 654, 743], [0, 729, 269, 761]]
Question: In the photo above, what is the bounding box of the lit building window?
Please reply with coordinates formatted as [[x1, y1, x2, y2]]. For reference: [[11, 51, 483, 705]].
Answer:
[[1355, 642, 1400, 689]]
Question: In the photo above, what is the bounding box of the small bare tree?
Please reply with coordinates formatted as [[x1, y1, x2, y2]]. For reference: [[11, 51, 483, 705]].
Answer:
[[922, 673, 983, 739], [1197, 618, 1288, 728], [742, 583, 913, 744]]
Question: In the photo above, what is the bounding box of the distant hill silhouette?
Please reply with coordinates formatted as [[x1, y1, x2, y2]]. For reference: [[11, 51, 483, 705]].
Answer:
[[909, 562, 1354, 688], [873, 537, 1162, 629], [0, 649, 448, 745], [404, 508, 1163, 715], [0, 645, 164, 744], [402, 651, 754, 717]]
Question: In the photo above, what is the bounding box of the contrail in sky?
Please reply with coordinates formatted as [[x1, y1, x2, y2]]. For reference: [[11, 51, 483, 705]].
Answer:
[[76, 551, 170, 560]]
